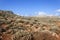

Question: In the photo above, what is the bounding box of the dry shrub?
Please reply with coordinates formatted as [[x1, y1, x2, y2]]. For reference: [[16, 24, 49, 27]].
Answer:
[[2, 34, 13, 40], [32, 31, 60, 40]]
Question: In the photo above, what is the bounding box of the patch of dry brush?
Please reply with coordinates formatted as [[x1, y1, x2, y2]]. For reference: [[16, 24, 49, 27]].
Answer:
[[0, 10, 60, 40]]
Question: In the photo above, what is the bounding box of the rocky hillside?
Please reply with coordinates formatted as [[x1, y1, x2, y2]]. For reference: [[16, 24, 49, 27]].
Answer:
[[0, 10, 60, 40]]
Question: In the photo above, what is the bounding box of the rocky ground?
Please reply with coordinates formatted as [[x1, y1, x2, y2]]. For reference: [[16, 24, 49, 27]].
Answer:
[[0, 10, 60, 40]]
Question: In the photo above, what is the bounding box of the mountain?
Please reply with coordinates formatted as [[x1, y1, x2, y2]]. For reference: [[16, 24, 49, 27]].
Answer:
[[0, 10, 60, 40]]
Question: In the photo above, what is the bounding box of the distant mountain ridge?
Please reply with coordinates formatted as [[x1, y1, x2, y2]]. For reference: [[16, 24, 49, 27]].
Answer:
[[0, 10, 60, 18]]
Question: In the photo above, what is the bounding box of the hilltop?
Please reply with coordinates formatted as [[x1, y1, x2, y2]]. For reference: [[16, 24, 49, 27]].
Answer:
[[0, 10, 60, 40]]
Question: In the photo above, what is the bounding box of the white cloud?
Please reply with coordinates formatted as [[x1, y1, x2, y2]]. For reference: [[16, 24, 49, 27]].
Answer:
[[54, 9, 60, 16], [35, 11, 49, 17], [34, 11, 59, 17], [56, 9, 60, 12], [38, 11, 47, 15], [34, 9, 60, 17]]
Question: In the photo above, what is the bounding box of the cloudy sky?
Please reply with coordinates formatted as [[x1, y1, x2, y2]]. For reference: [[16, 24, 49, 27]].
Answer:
[[0, 0, 60, 16]]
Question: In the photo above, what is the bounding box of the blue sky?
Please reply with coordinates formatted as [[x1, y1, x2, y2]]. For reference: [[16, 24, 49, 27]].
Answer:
[[0, 0, 60, 16]]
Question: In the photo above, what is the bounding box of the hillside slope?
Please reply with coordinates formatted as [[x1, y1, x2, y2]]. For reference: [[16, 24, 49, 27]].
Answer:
[[0, 10, 60, 40]]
